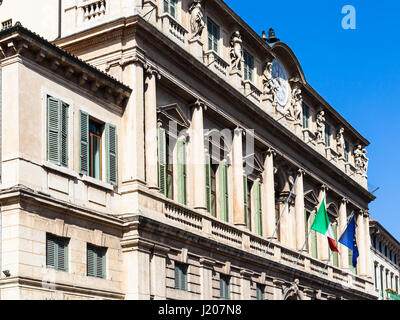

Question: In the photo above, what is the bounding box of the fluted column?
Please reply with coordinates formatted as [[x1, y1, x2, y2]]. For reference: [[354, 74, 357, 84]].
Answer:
[[364, 212, 372, 279], [191, 100, 207, 211], [295, 169, 305, 251], [317, 186, 329, 261], [144, 65, 161, 190], [232, 128, 245, 227], [262, 148, 276, 239], [356, 211, 366, 276], [338, 198, 349, 269]]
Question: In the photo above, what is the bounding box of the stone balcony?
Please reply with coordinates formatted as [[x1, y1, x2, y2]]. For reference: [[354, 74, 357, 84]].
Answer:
[[161, 197, 375, 296], [160, 13, 188, 48]]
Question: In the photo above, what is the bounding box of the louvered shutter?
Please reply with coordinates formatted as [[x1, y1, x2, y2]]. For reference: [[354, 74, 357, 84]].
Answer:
[[177, 139, 186, 205], [254, 181, 262, 236], [47, 97, 61, 165], [87, 245, 95, 277], [158, 127, 167, 196], [57, 237, 67, 272], [311, 212, 318, 259], [46, 235, 56, 268], [60, 103, 68, 167], [332, 223, 339, 267], [96, 248, 105, 279], [205, 153, 212, 212], [219, 162, 228, 222], [243, 175, 249, 228], [174, 263, 180, 289], [79, 110, 89, 175], [304, 210, 309, 251], [106, 123, 118, 185]]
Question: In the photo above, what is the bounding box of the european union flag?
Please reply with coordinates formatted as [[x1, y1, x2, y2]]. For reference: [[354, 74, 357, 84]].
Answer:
[[338, 216, 359, 268]]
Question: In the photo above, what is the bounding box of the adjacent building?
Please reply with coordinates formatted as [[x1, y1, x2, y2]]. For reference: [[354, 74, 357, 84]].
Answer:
[[0, 0, 377, 299]]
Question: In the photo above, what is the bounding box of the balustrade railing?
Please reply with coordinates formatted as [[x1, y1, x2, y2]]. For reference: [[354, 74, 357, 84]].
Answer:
[[80, 0, 107, 22]]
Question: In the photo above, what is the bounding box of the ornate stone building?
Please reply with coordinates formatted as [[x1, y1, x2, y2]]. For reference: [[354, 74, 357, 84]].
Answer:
[[0, 0, 377, 299], [370, 220, 400, 300]]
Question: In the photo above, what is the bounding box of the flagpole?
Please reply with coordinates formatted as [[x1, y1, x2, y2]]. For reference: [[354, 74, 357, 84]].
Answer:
[[262, 174, 299, 257]]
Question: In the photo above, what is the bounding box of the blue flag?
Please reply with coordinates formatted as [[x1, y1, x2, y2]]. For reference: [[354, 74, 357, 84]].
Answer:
[[338, 216, 359, 268]]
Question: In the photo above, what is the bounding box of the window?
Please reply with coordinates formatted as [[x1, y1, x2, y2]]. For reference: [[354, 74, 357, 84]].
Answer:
[[89, 120, 103, 179], [219, 161, 229, 222], [177, 138, 187, 205], [158, 127, 174, 200], [243, 176, 252, 230], [243, 50, 254, 82], [47, 96, 68, 167], [79, 111, 118, 185], [174, 262, 188, 291], [205, 154, 217, 217], [163, 0, 178, 19], [220, 274, 230, 300], [87, 244, 106, 279], [344, 141, 350, 162], [302, 104, 309, 129], [325, 123, 331, 147], [306, 210, 318, 259], [207, 18, 220, 53], [2, 19, 12, 30], [253, 180, 262, 236], [46, 233, 68, 272], [256, 284, 265, 300], [374, 264, 378, 289], [331, 221, 339, 267]]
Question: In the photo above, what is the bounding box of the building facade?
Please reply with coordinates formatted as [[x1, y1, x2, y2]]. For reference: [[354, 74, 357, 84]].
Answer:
[[0, 0, 378, 299], [370, 220, 400, 300]]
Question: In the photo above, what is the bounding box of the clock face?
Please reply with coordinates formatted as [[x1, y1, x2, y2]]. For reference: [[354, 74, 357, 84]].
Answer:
[[271, 59, 289, 107]]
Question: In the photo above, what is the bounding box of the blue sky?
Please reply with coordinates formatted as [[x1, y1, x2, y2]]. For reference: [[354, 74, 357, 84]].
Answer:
[[225, 0, 400, 240]]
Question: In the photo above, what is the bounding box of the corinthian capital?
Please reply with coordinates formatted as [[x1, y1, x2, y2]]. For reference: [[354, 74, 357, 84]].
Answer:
[[144, 63, 161, 80]]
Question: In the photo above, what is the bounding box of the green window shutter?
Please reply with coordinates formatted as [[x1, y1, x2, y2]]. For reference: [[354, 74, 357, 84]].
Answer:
[[219, 162, 228, 222], [87, 245, 96, 277], [243, 175, 249, 228], [304, 210, 309, 251], [79, 110, 89, 175], [254, 181, 262, 236], [332, 223, 339, 267], [158, 127, 167, 196], [96, 248, 106, 279], [311, 212, 318, 259], [177, 139, 186, 205], [46, 235, 56, 268], [60, 103, 68, 167], [87, 244, 106, 278], [205, 153, 212, 213], [57, 237, 68, 272], [105, 123, 118, 185], [47, 97, 61, 165]]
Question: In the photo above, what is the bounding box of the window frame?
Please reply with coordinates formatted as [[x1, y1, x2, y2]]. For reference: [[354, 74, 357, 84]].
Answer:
[[174, 262, 188, 291], [89, 118, 104, 180], [46, 233, 69, 272], [163, 0, 178, 19], [243, 49, 254, 82], [256, 284, 265, 300], [87, 243, 107, 279], [220, 274, 230, 300], [207, 17, 220, 53], [302, 103, 309, 129]]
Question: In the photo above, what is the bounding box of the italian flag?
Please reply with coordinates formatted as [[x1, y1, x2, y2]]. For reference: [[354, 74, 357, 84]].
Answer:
[[311, 198, 339, 253]]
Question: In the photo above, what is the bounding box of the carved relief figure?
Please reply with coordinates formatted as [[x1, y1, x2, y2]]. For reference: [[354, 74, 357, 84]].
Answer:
[[189, 0, 205, 40], [336, 127, 345, 156], [262, 62, 276, 103], [290, 88, 303, 122], [315, 110, 325, 142], [354, 145, 369, 175], [230, 31, 243, 72]]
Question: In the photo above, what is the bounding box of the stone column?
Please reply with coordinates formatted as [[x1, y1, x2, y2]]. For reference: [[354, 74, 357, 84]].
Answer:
[[364, 212, 372, 279], [338, 198, 349, 269], [190, 100, 207, 211], [317, 186, 329, 261], [150, 245, 170, 300], [144, 64, 161, 190], [262, 148, 276, 239], [240, 269, 253, 300], [232, 128, 245, 227], [199, 257, 215, 300], [295, 169, 305, 251], [356, 211, 366, 276]]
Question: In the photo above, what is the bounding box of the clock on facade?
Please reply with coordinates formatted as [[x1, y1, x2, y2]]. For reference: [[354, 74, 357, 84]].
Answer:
[[271, 59, 289, 107]]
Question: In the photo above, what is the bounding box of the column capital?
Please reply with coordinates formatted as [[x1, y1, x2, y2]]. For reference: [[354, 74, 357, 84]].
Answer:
[[234, 126, 245, 136], [297, 168, 305, 176], [266, 147, 276, 157], [341, 197, 349, 204], [320, 184, 329, 192], [144, 63, 161, 80], [190, 98, 207, 111]]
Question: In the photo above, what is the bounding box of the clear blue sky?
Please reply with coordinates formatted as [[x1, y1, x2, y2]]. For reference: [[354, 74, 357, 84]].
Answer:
[[225, 0, 400, 240]]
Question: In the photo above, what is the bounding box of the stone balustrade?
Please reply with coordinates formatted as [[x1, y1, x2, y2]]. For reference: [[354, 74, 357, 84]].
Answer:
[[80, 0, 107, 22], [160, 13, 188, 46], [203, 50, 229, 78]]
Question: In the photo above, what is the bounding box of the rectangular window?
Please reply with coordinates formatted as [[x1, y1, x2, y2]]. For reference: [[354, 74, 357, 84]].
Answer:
[[253, 180, 262, 236], [207, 18, 220, 53], [220, 274, 230, 300], [174, 262, 188, 291], [157, 127, 173, 199], [177, 138, 187, 205], [46, 233, 68, 272], [256, 284, 265, 300], [243, 176, 251, 229], [219, 162, 229, 222], [344, 141, 350, 162], [2, 19, 12, 30], [210, 164, 217, 217], [304, 210, 310, 252], [310, 211, 318, 259], [163, 0, 177, 19], [332, 222, 339, 267], [243, 50, 254, 82], [374, 264, 378, 289], [47, 96, 68, 167], [302, 104, 309, 129], [87, 244, 106, 279], [89, 120, 103, 180], [325, 123, 331, 147]]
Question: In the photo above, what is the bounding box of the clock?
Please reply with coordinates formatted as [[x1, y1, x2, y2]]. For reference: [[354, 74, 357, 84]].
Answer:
[[271, 59, 289, 107]]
